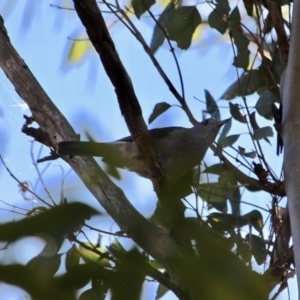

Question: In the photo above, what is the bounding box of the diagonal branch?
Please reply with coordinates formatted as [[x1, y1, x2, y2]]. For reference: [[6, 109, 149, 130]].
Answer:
[[73, 0, 164, 193]]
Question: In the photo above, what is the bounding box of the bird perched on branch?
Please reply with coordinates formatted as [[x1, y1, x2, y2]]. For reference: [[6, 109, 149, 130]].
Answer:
[[58, 118, 229, 178]]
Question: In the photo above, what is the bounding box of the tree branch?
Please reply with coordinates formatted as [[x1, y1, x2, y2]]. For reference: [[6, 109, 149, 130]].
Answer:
[[210, 144, 286, 197], [0, 8, 212, 300], [73, 0, 164, 193]]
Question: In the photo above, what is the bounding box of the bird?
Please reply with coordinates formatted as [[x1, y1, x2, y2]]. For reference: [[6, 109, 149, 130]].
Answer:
[[58, 118, 230, 178]]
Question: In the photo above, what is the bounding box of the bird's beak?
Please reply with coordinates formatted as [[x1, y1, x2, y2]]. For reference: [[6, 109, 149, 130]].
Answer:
[[219, 118, 231, 126]]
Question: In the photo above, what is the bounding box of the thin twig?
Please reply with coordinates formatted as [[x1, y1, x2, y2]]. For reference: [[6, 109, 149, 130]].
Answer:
[[0, 154, 52, 207], [30, 142, 56, 205]]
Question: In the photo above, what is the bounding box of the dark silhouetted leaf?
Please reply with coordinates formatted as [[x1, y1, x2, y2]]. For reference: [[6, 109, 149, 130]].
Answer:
[[150, 4, 201, 53], [105, 163, 121, 179], [110, 249, 147, 299], [243, 0, 254, 16], [208, 10, 227, 34], [219, 118, 232, 139], [229, 7, 250, 70], [79, 288, 104, 300], [203, 163, 229, 175], [219, 171, 240, 216], [252, 126, 273, 140], [148, 102, 171, 124], [229, 102, 247, 123], [206, 213, 237, 232], [238, 146, 256, 158], [0, 264, 78, 300], [221, 68, 266, 100], [165, 6, 201, 49], [198, 182, 228, 212], [231, 31, 250, 70], [26, 206, 47, 216], [150, 2, 174, 54], [205, 89, 220, 120], [245, 233, 266, 265], [0, 202, 99, 242], [27, 253, 61, 278], [208, 0, 230, 34], [255, 90, 278, 120], [249, 111, 259, 130], [218, 134, 240, 148], [156, 283, 169, 299], [132, 0, 155, 18], [242, 210, 264, 233], [249, 112, 271, 144]]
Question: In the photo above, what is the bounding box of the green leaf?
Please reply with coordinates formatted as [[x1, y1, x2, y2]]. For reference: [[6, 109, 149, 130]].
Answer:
[[156, 283, 169, 299], [78, 243, 111, 267], [219, 171, 240, 215], [149, 259, 163, 269], [65, 245, 80, 272], [0, 202, 99, 242], [201, 168, 241, 214], [255, 90, 278, 120], [110, 249, 147, 300], [218, 134, 240, 148], [252, 126, 273, 140], [197, 182, 228, 212], [221, 68, 266, 100], [203, 163, 229, 175], [27, 253, 61, 278], [79, 288, 105, 300], [148, 102, 171, 124], [206, 213, 237, 232], [132, 0, 155, 18], [229, 102, 247, 123]]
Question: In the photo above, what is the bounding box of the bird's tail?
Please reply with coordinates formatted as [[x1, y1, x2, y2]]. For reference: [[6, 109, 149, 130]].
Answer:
[[58, 141, 111, 157]]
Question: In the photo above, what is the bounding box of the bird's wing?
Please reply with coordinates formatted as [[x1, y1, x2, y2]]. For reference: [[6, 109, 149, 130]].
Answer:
[[118, 127, 186, 142]]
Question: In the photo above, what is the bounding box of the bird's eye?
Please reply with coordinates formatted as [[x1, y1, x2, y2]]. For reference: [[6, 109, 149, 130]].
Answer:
[[203, 119, 209, 125]]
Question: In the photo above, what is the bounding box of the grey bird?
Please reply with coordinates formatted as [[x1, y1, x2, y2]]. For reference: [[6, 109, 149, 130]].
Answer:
[[58, 118, 229, 178]]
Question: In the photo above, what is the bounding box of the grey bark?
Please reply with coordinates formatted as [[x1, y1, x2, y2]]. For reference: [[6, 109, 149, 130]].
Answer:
[[282, 1, 300, 296]]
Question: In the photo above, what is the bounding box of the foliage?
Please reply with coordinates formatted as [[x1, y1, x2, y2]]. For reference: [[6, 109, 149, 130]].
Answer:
[[0, 0, 293, 299]]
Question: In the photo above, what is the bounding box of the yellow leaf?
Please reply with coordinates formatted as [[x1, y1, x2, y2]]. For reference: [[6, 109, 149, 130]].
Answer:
[[78, 243, 111, 267], [68, 38, 91, 63]]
